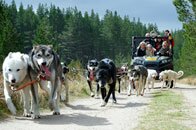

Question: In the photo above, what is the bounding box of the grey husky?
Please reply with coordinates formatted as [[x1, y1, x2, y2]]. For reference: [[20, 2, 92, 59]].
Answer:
[[86, 59, 99, 98], [29, 45, 63, 119], [127, 65, 148, 96]]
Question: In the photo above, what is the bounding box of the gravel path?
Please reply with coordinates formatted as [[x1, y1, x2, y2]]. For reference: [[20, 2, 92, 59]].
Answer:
[[0, 89, 153, 130], [1, 82, 196, 130]]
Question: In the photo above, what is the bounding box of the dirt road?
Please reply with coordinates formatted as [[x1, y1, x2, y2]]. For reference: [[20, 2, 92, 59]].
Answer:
[[0, 83, 195, 130], [0, 89, 153, 130]]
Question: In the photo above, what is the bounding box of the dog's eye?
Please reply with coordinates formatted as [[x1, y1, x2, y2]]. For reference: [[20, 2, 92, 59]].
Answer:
[[46, 54, 50, 57], [37, 54, 41, 57], [16, 69, 20, 72], [8, 69, 12, 72]]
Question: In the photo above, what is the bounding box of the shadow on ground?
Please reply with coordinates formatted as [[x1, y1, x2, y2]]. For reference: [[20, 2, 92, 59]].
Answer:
[[31, 113, 110, 126]]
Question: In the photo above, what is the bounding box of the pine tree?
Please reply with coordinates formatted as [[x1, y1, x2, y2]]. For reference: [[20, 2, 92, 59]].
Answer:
[[0, 1, 18, 62], [173, 0, 196, 75], [33, 17, 54, 45]]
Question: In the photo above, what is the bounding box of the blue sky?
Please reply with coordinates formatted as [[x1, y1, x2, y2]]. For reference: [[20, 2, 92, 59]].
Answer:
[[5, 0, 182, 31]]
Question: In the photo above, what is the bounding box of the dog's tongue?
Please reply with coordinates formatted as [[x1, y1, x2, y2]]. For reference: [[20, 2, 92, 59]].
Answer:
[[41, 65, 51, 77], [90, 71, 94, 80]]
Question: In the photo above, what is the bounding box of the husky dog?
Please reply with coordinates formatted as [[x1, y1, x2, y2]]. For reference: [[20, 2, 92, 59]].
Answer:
[[116, 64, 128, 93], [146, 69, 158, 90], [86, 59, 99, 97], [127, 65, 148, 96], [61, 62, 69, 74], [60, 62, 69, 104], [159, 70, 184, 89], [3, 52, 31, 117], [96, 58, 116, 107], [29, 45, 63, 119]]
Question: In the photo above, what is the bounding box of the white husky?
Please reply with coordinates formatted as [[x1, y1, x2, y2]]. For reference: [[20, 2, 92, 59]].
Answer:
[[159, 70, 184, 89], [146, 69, 157, 90], [3, 52, 31, 116]]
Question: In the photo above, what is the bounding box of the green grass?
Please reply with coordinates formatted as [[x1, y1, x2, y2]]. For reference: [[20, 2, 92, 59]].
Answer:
[[0, 99, 10, 120], [135, 90, 190, 130]]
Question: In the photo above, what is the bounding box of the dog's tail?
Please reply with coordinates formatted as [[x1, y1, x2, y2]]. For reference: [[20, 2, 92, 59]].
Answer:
[[177, 71, 184, 79]]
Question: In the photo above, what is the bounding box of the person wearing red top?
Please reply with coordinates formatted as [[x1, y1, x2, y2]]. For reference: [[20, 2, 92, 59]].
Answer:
[[164, 30, 175, 55]]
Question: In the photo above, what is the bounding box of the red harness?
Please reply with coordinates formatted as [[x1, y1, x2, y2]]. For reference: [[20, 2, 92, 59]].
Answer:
[[90, 70, 94, 81], [11, 73, 49, 92]]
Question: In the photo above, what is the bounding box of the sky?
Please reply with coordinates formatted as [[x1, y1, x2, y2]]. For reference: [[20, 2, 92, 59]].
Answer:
[[5, 0, 182, 31]]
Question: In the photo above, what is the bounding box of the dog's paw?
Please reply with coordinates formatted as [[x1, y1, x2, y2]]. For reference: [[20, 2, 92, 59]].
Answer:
[[53, 111, 60, 115], [31, 110, 40, 119], [127, 92, 131, 96], [100, 101, 107, 107], [94, 94, 100, 99], [31, 114, 41, 119], [90, 92, 95, 97], [23, 113, 31, 117], [113, 100, 117, 104]]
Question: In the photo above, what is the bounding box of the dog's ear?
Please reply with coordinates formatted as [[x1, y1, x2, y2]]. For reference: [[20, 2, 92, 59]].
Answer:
[[8, 52, 13, 58], [20, 54, 28, 62], [47, 44, 53, 49], [21, 55, 25, 61], [130, 64, 134, 70], [128, 69, 132, 73], [32, 45, 38, 51]]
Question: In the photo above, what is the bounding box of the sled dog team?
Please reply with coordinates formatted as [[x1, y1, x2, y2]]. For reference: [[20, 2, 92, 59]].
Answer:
[[2, 45, 184, 119]]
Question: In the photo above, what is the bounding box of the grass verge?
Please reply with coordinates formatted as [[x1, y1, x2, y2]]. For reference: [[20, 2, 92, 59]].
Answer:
[[179, 76, 196, 86], [135, 90, 190, 130], [0, 99, 9, 120]]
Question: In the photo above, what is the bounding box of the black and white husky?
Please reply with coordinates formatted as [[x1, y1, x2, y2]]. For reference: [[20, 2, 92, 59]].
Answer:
[[127, 65, 148, 96], [29, 45, 63, 119], [86, 59, 99, 97], [96, 58, 117, 107], [60, 62, 69, 104]]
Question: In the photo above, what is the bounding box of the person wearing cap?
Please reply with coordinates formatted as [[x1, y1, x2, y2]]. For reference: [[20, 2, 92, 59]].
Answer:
[[136, 41, 146, 57]]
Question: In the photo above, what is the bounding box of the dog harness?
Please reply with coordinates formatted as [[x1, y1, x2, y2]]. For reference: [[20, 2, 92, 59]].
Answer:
[[90, 70, 94, 81], [11, 75, 41, 92]]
